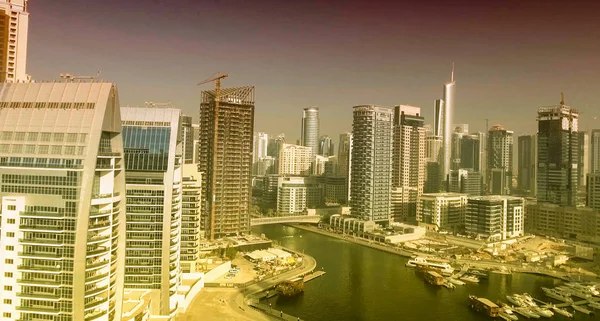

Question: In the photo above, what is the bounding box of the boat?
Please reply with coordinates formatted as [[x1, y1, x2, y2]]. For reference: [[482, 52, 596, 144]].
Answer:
[[442, 281, 455, 289], [460, 275, 480, 283], [589, 301, 600, 309], [565, 282, 600, 296], [514, 307, 540, 319], [406, 257, 455, 275], [500, 312, 519, 321], [551, 306, 573, 318], [469, 269, 489, 279], [469, 295, 500, 317], [425, 271, 445, 286], [447, 278, 466, 286], [572, 304, 593, 315], [558, 286, 593, 299], [506, 295, 525, 307], [531, 306, 553, 318], [541, 287, 573, 303]]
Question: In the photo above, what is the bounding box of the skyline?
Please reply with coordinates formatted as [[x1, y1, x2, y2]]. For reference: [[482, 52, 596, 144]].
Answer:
[[27, 0, 600, 139]]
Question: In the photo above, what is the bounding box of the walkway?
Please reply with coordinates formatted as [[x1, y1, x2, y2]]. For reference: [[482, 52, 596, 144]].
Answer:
[[250, 215, 321, 226]]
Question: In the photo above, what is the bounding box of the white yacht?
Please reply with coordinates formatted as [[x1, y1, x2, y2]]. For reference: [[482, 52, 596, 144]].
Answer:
[[460, 275, 480, 283], [405, 257, 455, 275], [565, 282, 600, 296], [551, 305, 573, 318], [448, 278, 466, 286], [542, 287, 573, 303]]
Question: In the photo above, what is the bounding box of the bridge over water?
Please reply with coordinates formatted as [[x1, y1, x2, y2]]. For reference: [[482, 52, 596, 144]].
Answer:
[[250, 215, 321, 226]]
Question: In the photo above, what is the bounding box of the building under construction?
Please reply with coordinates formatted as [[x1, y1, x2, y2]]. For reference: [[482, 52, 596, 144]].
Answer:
[[198, 86, 255, 239]]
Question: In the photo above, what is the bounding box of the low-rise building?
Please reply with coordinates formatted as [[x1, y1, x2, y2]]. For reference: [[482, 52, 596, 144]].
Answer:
[[277, 176, 323, 214], [466, 195, 524, 241], [417, 193, 468, 231], [525, 202, 600, 244]]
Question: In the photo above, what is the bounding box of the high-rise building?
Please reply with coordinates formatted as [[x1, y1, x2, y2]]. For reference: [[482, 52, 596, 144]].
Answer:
[[276, 176, 323, 214], [578, 131, 589, 187], [537, 97, 579, 206], [517, 134, 537, 195], [449, 169, 482, 196], [253, 132, 269, 164], [350, 105, 393, 224], [121, 106, 182, 317], [460, 134, 480, 171], [588, 172, 600, 211], [451, 129, 464, 170], [181, 164, 202, 273], [487, 125, 513, 195], [417, 193, 467, 231], [301, 107, 319, 155], [475, 131, 487, 189], [318, 135, 334, 156], [424, 134, 443, 193], [198, 86, 254, 239], [391, 105, 426, 222], [466, 196, 524, 241], [337, 132, 351, 177], [278, 143, 312, 176], [181, 115, 195, 164], [0, 0, 29, 83], [592, 129, 600, 174], [434, 67, 456, 186], [0, 82, 126, 321]]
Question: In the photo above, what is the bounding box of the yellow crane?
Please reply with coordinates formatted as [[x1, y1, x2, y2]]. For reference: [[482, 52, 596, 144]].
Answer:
[[198, 73, 228, 240]]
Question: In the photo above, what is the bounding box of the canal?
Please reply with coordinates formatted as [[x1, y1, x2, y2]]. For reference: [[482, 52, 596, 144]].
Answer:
[[254, 225, 596, 321]]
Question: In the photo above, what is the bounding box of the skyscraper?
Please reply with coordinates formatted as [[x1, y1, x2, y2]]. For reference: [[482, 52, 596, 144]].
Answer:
[[592, 129, 600, 174], [434, 67, 456, 187], [460, 134, 480, 171], [253, 132, 269, 164], [487, 125, 514, 195], [0, 82, 126, 321], [517, 134, 537, 195], [350, 105, 393, 225], [198, 86, 254, 239], [424, 134, 443, 193], [301, 107, 319, 155], [391, 105, 426, 222], [121, 106, 182, 317], [0, 0, 29, 83], [537, 96, 579, 207], [578, 131, 589, 187], [181, 115, 195, 164], [181, 164, 202, 273], [318, 135, 334, 156], [337, 132, 351, 178]]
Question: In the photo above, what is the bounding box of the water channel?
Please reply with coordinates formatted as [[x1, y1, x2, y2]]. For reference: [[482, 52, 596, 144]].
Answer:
[[254, 225, 597, 321]]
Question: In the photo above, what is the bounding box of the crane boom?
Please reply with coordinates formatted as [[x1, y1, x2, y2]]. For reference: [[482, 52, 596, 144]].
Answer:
[[198, 72, 229, 241]]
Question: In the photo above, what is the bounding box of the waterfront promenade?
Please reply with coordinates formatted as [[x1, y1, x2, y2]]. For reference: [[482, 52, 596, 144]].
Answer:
[[178, 246, 316, 321]]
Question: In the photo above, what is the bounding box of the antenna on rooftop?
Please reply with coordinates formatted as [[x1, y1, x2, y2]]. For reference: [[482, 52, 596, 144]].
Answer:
[[60, 71, 102, 82], [560, 92, 565, 106]]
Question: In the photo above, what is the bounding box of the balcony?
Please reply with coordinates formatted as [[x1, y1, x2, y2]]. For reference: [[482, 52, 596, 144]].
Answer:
[[17, 291, 61, 300], [86, 246, 108, 257], [85, 285, 108, 298], [19, 224, 64, 232], [88, 220, 110, 230], [85, 297, 108, 310], [85, 272, 109, 284], [84, 309, 107, 321], [18, 278, 61, 286], [18, 264, 62, 273], [88, 234, 110, 244], [17, 305, 61, 314], [86, 259, 109, 270], [18, 251, 62, 259], [97, 151, 121, 157], [19, 238, 64, 245]]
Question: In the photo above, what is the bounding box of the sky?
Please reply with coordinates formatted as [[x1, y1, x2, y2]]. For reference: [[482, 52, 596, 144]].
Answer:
[[27, 0, 600, 143]]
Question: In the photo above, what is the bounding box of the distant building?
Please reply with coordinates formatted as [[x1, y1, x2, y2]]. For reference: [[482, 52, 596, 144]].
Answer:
[[198, 86, 254, 239], [449, 169, 482, 196], [0, 0, 29, 83], [325, 176, 348, 205], [466, 196, 524, 241], [434, 69, 456, 188], [318, 135, 334, 156], [578, 131, 589, 187], [181, 164, 202, 273], [255, 155, 276, 176], [525, 202, 600, 244], [487, 125, 513, 195], [417, 193, 468, 231], [121, 106, 183, 317], [391, 105, 426, 223], [350, 105, 393, 225], [337, 132, 352, 177], [253, 132, 269, 164], [424, 135, 443, 193], [460, 134, 480, 171], [517, 134, 537, 196], [301, 107, 319, 155], [277, 176, 323, 214], [587, 172, 600, 211], [592, 129, 600, 173], [314, 154, 334, 176], [536, 97, 579, 206], [278, 143, 312, 176], [181, 115, 195, 164]]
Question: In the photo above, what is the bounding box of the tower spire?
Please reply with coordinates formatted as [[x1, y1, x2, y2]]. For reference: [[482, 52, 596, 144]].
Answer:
[[560, 92, 565, 106], [451, 62, 455, 82]]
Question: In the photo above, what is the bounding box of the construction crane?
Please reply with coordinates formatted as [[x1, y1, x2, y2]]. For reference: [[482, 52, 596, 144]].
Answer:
[[197, 73, 228, 241]]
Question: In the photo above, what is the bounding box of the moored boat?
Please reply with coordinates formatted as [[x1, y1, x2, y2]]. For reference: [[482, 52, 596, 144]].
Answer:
[[541, 287, 573, 303], [514, 307, 540, 319], [551, 306, 573, 318], [507, 295, 525, 307], [407, 257, 455, 275], [589, 301, 600, 309], [448, 278, 465, 286], [500, 311, 519, 321], [572, 304, 594, 315], [460, 275, 480, 283], [469, 295, 500, 317], [531, 306, 553, 318]]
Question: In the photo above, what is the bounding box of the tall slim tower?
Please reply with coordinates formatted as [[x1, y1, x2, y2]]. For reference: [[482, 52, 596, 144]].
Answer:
[[301, 107, 319, 155], [337, 132, 351, 178], [435, 66, 456, 187], [253, 132, 269, 164], [121, 106, 182, 317], [537, 95, 579, 206], [592, 129, 600, 174], [391, 105, 426, 222], [350, 105, 393, 225], [181, 115, 195, 164], [487, 125, 514, 195], [0, 82, 126, 321], [0, 0, 28, 82], [198, 86, 254, 239], [517, 134, 537, 195], [577, 131, 589, 187]]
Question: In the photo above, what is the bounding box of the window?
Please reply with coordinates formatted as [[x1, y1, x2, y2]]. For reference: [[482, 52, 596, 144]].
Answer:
[[0, 144, 8, 152], [26, 132, 38, 141], [7, 219, 15, 224], [14, 132, 25, 141], [7, 205, 15, 211], [66, 133, 77, 143], [2, 313, 10, 318], [4, 272, 12, 277], [3, 286, 11, 291], [4, 259, 12, 264], [10, 144, 22, 153], [51, 145, 62, 155], [25, 144, 36, 153], [6, 232, 14, 237], [64, 146, 75, 155], [52, 133, 64, 142], [40, 132, 51, 142], [38, 145, 49, 154], [0, 132, 12, 140]]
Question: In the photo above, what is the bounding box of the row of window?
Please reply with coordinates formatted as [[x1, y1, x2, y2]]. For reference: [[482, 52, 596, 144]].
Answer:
[[0, 101, 95, 110], [2, 185, 78, 200], [2, 174, 78, 186], [0, 144, 86, 156], [0, 157, 83, 168], [0, 131, 88, 143]]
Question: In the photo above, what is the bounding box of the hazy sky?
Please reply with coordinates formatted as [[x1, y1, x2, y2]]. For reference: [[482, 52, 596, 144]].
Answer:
[[28, 0, 600, 142]]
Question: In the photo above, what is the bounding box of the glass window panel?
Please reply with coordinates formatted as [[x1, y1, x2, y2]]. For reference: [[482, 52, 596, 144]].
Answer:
[[24, 145, 35, 153], [50, 145, 62, 155], [1, 132, 13, 140], [66, 133, 77, 143], [26, 133, 38, 141], [14, 132, 25, 141], [10, 144, 22, 153], [52, 133, 64, 142], [38, 145, 49, 154], [40, 133, 51, 142]]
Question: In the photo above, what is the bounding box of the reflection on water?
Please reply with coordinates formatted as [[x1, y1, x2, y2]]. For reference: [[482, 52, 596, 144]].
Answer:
[[255, 225, 596, 321]]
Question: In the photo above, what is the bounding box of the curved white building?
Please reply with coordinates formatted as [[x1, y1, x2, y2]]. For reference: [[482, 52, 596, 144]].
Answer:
[[0, 81, 126, 320], [301, 107, 319, 155]]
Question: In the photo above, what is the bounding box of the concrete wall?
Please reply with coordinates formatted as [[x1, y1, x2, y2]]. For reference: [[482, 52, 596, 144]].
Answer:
[[204, 261, 232, 282]]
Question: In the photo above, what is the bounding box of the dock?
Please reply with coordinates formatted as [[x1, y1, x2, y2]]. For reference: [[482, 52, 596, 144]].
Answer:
[[303, 270, 326, 283], [452, 264, 469, 279], [527, 296, 599, 315]]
